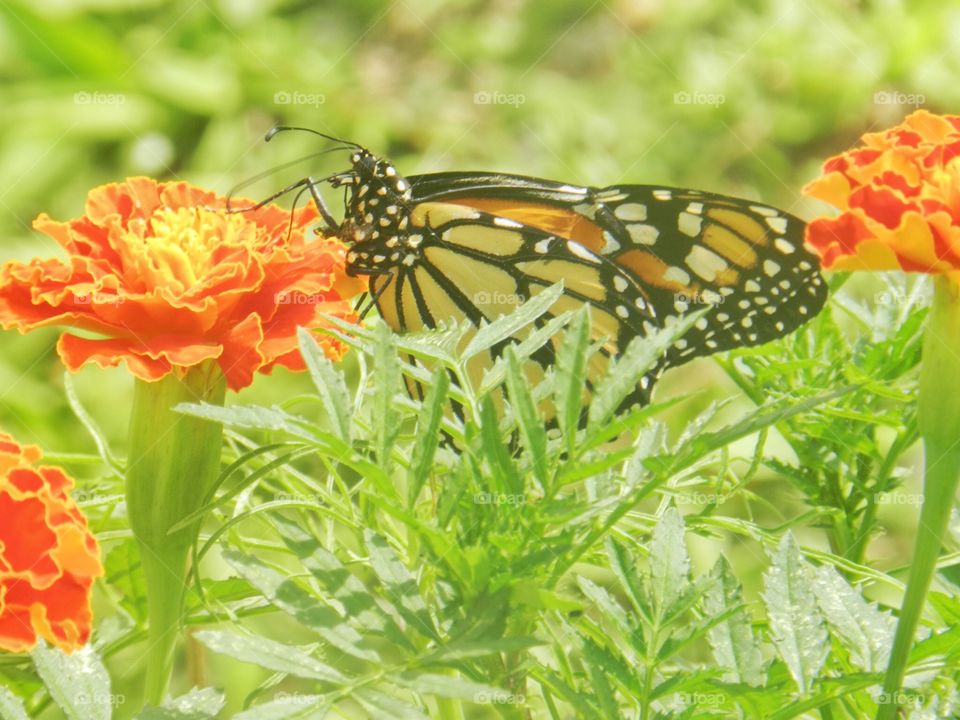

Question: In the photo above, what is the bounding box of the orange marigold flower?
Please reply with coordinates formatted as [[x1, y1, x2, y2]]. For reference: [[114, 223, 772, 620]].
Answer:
[[803, 110, 960, 273], [0, 432, 102, 653], [0, 177, 365, 390]]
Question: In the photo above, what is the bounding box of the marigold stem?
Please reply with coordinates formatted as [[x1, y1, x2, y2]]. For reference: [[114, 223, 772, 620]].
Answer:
[[878, 274, 960, 719], [125, 361, 225, 706]]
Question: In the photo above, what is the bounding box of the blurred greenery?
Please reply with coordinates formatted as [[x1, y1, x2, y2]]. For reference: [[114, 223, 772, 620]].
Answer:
[[1, 1, 959, 717]]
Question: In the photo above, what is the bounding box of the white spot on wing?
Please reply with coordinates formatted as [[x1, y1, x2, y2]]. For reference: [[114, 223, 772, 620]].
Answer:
[[774, 237, 796, 254], [763, 259, 781, 277], [568, 241, 600, 263], [678, 212, 703, 237], [766, 216, 788, 234], [627, 224, 659, 245], [664, 266, 691, 285], [685, 246, 728, 282], [494, 216, 524, 228], [614, 202, 648, 221]]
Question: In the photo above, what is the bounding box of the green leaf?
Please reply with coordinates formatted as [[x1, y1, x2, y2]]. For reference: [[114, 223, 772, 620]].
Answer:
[[462, 281, 564, 358], [649, 507, 691, 620], [504, 345, 549, 490], [390, 672, 510, 703], [554, 306, 590, 457], [135, 688, 226, 719], [425, 636, 545, 661], [364, 531, 437, 638], [704, 557, 765, 687], [271, 516, 416, 647], [31, 641, 112, 720], [298, 327, 352, 441], [811, 565, 895, 672], [195, 629, 347, 683], [761, 534, 829, 696], [579, 638, 627, 718], [588, 310, 705, 427], [174, 402, 319, 443], [408, 368, 450, 506], [233, 695, 326, 720], [577, 575, 632, 636], [477, 311, 573, 395], [64, 372, 119, 472], [222, 548, 380, 662], [354, 688, 430, 720], [478, 394, 522, 495], [0, 688, 29, 720], [373, 322, 402, 467]]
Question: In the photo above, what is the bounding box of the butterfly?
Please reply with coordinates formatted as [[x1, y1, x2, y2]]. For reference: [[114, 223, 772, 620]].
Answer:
[[251, 127, 828, 409]]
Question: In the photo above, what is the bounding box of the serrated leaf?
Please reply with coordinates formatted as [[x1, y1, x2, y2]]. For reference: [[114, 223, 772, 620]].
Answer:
[[462, 282, 564, 358], [425, 636, 544, 661], [390, 672, 509, 703], [195, 629, 347, 683], [174, 402, 318, 442], [135, 687, 226, 719], [504, 345, 549, 489], [553, 305, 590, 457], [364, 531, 437, 639], [704, 557, 765, 687], [811, 565, 895, 672], [271, 516, 414, 648], [408, 369, 449, 506], [577, 575, 632, 636], [588, 310, 705, 427], [31, 641, 111, 720], [354, 688, 430, 720], [761, 534, 829, 696], [223, 548, 380, 662], [298, 327, 351, 441], [233, 695, 326, 720], [0, 688, 29, 720], [373, 323, 402, 468], [650, 507, 691, 619], [477, 311, 573, 395]]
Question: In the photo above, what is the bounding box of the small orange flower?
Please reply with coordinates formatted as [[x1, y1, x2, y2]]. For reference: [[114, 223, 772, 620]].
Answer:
[[803, 110, 960, 273], [0, 178, 365, 390], [0, 432, 102, 653]]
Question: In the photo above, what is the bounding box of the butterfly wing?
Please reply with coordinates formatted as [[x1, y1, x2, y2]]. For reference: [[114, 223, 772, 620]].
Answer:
[[406, 172, 827, 372]]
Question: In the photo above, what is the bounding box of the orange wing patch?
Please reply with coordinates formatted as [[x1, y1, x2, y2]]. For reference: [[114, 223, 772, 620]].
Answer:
[[617, 249, 698, 295], [448, 197, 606, 254]]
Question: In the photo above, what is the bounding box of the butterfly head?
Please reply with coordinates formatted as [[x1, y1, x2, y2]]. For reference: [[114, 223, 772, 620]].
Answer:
[[333, 150, 418, 276]]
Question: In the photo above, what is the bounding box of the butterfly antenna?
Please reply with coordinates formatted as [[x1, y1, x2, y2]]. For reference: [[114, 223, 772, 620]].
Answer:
[[265, 125, 361, 149]]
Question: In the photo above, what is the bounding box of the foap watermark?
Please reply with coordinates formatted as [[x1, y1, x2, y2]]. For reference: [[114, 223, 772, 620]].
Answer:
[[276, 291, 324, 305], [678, 691, 725, 707], [473, 290, 526, 305], [74, 91, 126, 107], [673, 90, 725, 108], [874, 291, 931, 308], [474, 492, 526, 506], [275, 492, 321, 505], [875, 690, 923, 708], [674, 290, 723, 307], [273, 90, 326, 107], [677, 491, 729, 506], [874, 491, 923, 507], [76, 692, 126, 707], [475, 690, 525, 705], [272, 692, 318, 706], [874, 91, 925, 108], [474, 90, 526, 107], [73, 291, 126, 305]]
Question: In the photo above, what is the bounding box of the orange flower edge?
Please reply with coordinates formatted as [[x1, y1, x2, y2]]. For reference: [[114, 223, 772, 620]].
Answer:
[[0, 431, 103, 653], [0, 177, 366, 390], [803, 110, 960, 274]]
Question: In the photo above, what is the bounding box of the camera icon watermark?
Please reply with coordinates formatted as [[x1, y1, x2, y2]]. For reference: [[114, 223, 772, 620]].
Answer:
[[474, 690, 525, 704], [677, 691, 725, 707], [75, 692, 126, 706], [474, 492, 526, 506], [677, 491, 729, 505], [74, 91, 126, 107], [874, 91, 925, 108], [275, 492, 321, 505], [273, 91, 326, 107], [673, 91, 725, 108], [276, 291, 324, 305], [874, 491, 922, 506], [474, 90, 526, 107]]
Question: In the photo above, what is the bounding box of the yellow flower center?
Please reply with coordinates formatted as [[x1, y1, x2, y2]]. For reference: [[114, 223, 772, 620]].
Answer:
[[145, 207, 252, 288]]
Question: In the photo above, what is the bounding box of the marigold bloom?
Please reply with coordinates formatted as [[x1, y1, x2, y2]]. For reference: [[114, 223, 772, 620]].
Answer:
[[0, 432, 102, 653], [803, 110, 960, 273], [0, 177, 364, 390]]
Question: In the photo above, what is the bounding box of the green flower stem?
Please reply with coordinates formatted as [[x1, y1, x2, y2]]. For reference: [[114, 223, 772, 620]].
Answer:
[[125, 361, 226, 706], [878, 274, 960, 720]]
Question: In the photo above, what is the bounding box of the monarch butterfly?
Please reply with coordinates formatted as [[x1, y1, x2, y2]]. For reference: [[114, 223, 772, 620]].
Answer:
[[252, 127, 827, 408]]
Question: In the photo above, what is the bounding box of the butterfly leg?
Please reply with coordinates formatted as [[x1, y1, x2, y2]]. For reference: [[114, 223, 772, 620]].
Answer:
[[355, 269, 395, 321]]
